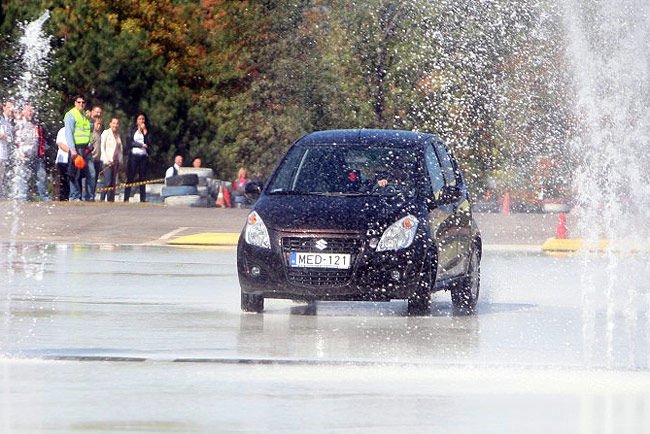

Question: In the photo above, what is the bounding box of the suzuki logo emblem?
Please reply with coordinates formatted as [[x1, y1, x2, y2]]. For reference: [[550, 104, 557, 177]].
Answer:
[[315, 239, 328, 250]]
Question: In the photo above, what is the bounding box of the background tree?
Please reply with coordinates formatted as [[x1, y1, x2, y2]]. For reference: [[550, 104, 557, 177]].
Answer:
[[0, 0, 574, 200]]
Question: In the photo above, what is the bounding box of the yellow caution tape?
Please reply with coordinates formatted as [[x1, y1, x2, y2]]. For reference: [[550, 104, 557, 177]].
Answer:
[[96, 178, 165, 192]]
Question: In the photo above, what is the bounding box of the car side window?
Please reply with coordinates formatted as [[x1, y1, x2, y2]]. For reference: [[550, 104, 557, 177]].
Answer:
[[433, 141, 457, 187], [424, 144, 445, 194], [267, 145, 305, 191]]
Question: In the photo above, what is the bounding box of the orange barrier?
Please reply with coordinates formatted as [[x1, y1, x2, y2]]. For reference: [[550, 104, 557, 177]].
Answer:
[[555, 212, 568, 239], [501, 191, 511, 215]]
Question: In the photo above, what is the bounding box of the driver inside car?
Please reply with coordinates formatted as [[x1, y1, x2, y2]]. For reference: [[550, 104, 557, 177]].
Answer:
[[375, 167, 407, 188]]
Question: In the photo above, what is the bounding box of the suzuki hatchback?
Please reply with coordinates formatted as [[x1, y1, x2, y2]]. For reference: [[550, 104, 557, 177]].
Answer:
[[237, 129, 481, 315]]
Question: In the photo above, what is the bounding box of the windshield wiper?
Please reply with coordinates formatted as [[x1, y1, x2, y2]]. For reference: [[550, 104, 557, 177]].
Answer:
[[268, 189, 370, 197], [317, 191, 370, 197], [268, 189, 318, 195]]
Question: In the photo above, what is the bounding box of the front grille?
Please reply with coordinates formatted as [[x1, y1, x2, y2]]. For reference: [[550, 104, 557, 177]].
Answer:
[[285, 268, 351, 287], [282, 237, 362, 253], [281, 236, 362, 287]]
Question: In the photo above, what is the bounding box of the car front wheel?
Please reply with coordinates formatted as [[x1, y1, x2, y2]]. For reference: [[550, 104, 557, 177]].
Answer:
[[451, 246, 480, 315], [241, 292, 264, 313], [407, 253, 434, 316]]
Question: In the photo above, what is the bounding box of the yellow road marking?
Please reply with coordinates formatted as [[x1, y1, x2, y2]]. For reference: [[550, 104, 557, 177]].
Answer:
[[168, 232, 239, 246]]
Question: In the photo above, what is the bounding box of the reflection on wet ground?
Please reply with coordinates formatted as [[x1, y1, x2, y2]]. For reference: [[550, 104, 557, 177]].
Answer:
[[1, 243, 649, 432], [1, 242, 648, 370]]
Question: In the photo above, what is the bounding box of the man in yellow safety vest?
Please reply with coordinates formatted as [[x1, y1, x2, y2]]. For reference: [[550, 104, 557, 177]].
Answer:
[[64, 94, 95, 201]]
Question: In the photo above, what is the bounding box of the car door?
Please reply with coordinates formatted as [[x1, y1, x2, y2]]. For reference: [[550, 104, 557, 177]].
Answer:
[[423, 142, 456, 281], [432, 140, 472, 277]]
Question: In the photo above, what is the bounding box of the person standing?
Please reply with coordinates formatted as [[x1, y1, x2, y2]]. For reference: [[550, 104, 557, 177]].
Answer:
[[100, 117, 123, 202], [165, 155, 183, 179], [89, 105, 102, 123], [14, 103, 48, 201], [65, 95, 95, 201], [89, 105, 103, 197], [124, 113, 151, 202], [33, 111, 50, 202], [54, 126, 70, 201], [233, 167, 250, 192], [0, 100, 14, 199], [232, 167, 250, 208]]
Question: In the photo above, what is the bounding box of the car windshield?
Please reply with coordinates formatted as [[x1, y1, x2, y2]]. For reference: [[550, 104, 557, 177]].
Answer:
[[267, 143, 419, 197]]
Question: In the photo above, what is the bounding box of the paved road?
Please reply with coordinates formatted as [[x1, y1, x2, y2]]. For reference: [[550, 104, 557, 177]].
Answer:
[[1, 244, 648, 433], [0, 201, 568, 246], [0, 201, 249, 245]]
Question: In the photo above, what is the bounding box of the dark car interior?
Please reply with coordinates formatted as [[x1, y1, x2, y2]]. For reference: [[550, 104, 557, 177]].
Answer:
[[279, 144, 419, 197]]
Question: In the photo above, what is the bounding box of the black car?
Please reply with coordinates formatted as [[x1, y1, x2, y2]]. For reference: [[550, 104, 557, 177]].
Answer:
[[237, 129, 481, 315]]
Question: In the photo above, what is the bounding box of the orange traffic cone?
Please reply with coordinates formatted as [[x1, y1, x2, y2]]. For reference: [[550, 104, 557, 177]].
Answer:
[[223, 185, 232, 208], [501, 191, 511, 215], [555, 212, 568, 239], [215, 184, 225, 208]]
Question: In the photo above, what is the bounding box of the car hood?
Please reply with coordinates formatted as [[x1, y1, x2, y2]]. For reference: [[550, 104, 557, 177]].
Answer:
[[254, 194, 419, 233]]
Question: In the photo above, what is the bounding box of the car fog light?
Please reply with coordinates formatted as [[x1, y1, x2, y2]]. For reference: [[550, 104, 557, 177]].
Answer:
[[391, 270, 401, 281], [250, 266, 261, 277], [369, 238, 379, 249]]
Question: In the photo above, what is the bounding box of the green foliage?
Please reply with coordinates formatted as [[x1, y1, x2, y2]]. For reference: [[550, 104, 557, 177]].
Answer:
[[0, 0, 574, 192]]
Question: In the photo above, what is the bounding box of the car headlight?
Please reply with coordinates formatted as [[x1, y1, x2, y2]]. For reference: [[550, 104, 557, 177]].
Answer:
[[245, 211, 271, 249], [376, 215, 419, 252]]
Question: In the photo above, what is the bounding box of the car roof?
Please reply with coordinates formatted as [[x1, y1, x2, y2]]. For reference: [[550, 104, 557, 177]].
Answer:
[[296, 129, 439, 147]]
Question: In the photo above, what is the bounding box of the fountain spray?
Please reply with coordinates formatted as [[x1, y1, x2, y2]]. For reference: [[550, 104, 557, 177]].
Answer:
[[562, 0, 650, 369]]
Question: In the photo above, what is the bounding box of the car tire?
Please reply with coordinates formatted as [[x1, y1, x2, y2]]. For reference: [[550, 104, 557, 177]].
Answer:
[[241, 292, 264, 313], [178, 167, 214, 178], [146, 183, 165, 195], [407, 253, 434, 316], [451, 245, 480, 315], [161, 185, 199, 198], [196, 185, 209, 197], [178, 168, 213, 186], [165, 174, 199, 187], [164, 194, 204, 207]]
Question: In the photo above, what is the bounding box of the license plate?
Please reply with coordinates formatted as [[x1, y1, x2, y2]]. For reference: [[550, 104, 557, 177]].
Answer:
[[289, 252, 351, 269]]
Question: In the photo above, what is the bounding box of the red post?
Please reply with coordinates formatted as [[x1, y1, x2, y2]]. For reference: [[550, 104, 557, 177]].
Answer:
[[555, 212, 568, 239], [501, 191, 511, 215], [223, 185, 232, 208]]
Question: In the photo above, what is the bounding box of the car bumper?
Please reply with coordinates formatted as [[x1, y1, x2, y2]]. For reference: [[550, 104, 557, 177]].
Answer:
[[237, 230, 429, 301]]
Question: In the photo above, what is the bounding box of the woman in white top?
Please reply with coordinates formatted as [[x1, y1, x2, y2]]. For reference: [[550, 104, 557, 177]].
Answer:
[[100, 117, 123, 202], [124, 113, 151, 202], [54, 127, 70, 201]]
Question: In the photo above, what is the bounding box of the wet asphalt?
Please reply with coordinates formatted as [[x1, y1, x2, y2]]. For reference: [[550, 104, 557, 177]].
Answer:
[[1, 243, 649, 433], [7, 200, 646, 434], [0, 200, 567, 247]]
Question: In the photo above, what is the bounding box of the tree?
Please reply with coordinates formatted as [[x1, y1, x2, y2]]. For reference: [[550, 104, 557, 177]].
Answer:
[[319, 0, 433, 128], [196, 0, 328, 178], [0, 1, 50, 102], [0, 0, 575, 195]]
